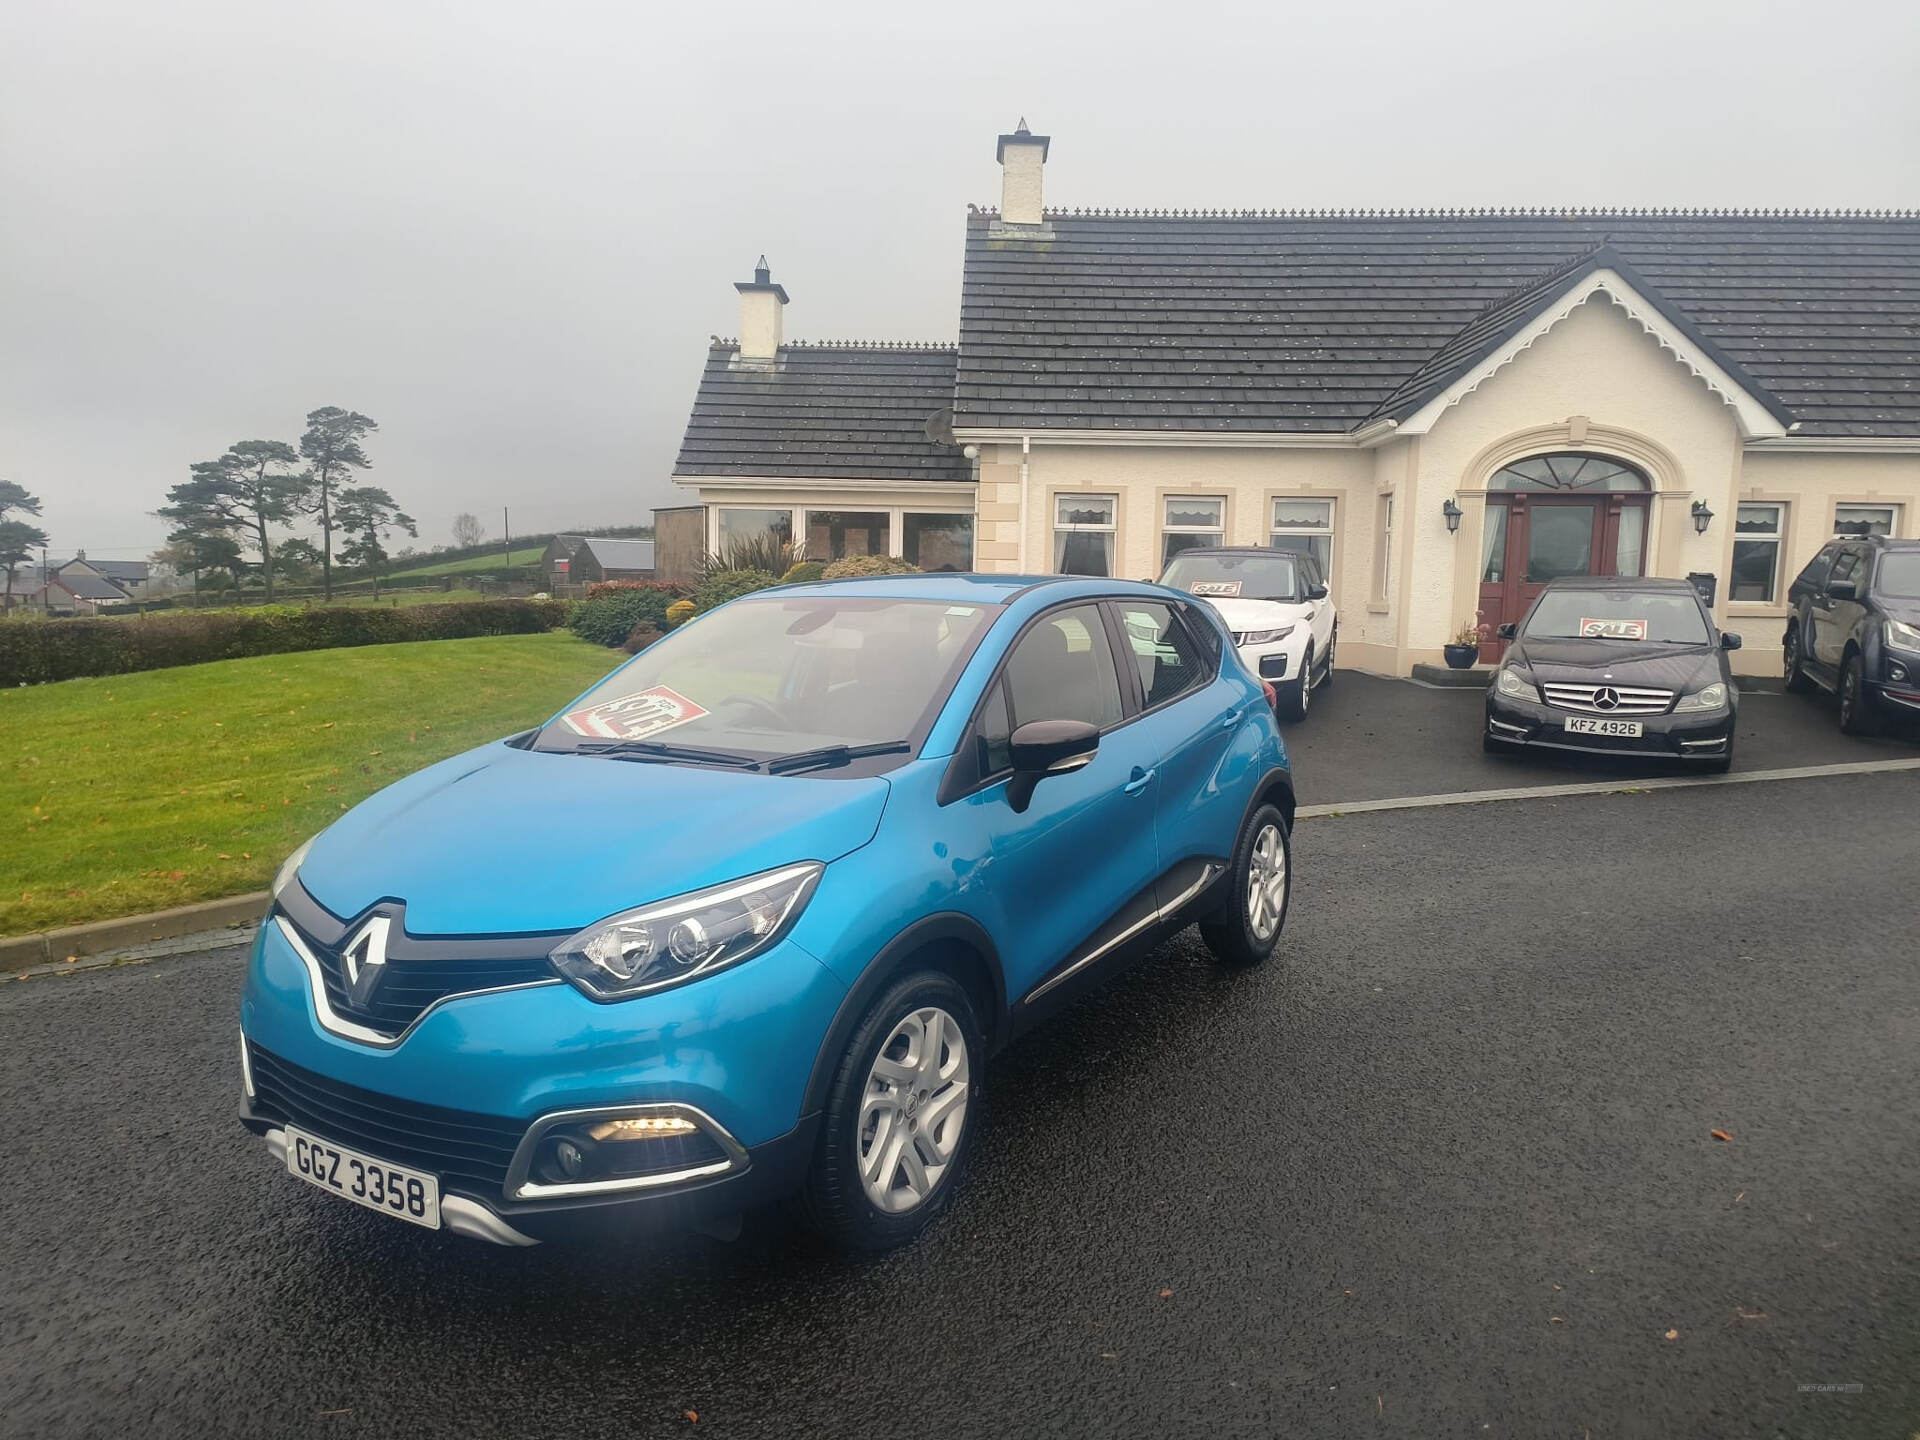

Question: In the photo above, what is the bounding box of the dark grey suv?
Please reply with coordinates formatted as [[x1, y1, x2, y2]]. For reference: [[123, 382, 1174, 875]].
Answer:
[[1782, 535, 1920, 734]]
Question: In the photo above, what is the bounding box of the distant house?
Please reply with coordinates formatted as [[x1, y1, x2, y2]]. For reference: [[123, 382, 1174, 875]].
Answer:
[[55, 553, 148, 601], [540, 534, 588, 588], [30, 570, 132, 615], [568, 537, 656, 584]]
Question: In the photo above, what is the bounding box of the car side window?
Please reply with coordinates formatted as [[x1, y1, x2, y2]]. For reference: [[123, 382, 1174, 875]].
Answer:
[[1003, 604, 1125, 730], [1114, 601, 1209, 709], [1178, 600, 1223, 667], [1829, 550, 1859, 587], [1795, 544, 1839, 594]]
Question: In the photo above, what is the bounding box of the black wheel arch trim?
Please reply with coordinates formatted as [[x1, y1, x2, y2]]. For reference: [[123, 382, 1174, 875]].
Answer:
[[801, 912, 1008, 1119], [1242, 764, 1297, 834]]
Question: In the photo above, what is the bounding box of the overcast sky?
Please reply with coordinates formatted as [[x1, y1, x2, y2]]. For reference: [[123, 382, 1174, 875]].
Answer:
[[4, 0, 1917, 563]]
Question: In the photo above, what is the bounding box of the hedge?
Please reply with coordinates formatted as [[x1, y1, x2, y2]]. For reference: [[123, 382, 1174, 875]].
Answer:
[[568, 582, 694, 648], [0, 599, 574, 686]]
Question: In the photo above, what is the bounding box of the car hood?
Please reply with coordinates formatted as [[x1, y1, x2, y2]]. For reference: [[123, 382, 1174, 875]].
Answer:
[[296, 741, 890, 935], [1881, 599, 1920, 627], [1510, 638, 1724, 691], [1193, 596, 1312, 631]]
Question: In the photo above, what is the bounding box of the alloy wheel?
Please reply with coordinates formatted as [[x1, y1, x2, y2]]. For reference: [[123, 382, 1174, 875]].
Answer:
[[1785, 632, 1800, 682], [1245, 822, 1289, 942], [1841, 669, 1858, 727], [857, 1006, 970, 1213]]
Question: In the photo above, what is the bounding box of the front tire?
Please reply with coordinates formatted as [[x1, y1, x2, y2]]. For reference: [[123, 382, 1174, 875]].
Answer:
[[1783, 625, 1814, 693], [803, 971, 981, 1252], [1838, 654, 1880, 736], [1320, 628, 1337, 687], [1200, 803, 1291, 967], [1277, 648, 1311, 722]]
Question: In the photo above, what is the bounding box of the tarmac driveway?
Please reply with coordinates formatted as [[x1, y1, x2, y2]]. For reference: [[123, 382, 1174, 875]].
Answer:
[[1285, 670, 1919, 805]]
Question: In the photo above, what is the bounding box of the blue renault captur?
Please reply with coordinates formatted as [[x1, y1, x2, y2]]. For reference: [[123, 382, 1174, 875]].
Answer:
[[240, 575, 1297, 1250]]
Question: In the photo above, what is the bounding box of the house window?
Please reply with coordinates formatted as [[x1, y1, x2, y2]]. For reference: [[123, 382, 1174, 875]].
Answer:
[[1731, 503, 1785, 602], [804, 510, 890, 562], [903, 513, 974, 572], [1269, 498, 1335, 576], [1053, 494, 1117, 577], [1834, 503, 1898, 539], [715, 507, 793, 555], [1371, 494, 1393, 603], [1161, 497, 1224, 567]]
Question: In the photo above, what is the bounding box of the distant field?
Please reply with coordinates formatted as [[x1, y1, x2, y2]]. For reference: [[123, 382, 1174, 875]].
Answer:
[[387, 546, 546, 577], [103, 588, 492, 616], [1, 631, 617, 935]]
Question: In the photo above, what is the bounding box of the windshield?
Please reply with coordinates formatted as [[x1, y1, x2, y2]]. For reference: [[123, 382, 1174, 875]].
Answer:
[[1161, 552, 1300, 601], [534, 595, 997, 763], [1877, 552, 1920, 599], [1523, 589, 1711, 645]]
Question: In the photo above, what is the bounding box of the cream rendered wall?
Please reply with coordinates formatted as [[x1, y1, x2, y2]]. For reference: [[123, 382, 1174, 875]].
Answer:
[[1419, 294, 1745, 667]]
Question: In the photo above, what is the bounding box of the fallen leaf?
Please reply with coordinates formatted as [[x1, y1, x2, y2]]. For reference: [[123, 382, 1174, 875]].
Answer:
[[1734, 1191, 1746, 1204], [1550, 1316, 1564, 1324], [322, 721, 335, 729], [1099, 1352, 1116, 1359], [683, 1411, 698, 1424], [1736, 1308, 1767, 1320], [1711, 1129, 1733, 1143], [1158, 1288, 1173, 1298], [1664, 1328, 1679, 1341]]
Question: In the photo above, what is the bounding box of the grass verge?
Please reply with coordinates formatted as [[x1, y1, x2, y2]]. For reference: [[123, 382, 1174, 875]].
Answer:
[[2, 632, 617, 935]]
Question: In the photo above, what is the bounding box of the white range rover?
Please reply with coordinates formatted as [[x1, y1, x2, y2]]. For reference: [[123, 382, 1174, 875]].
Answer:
[[1160, 547, 1338, 720]]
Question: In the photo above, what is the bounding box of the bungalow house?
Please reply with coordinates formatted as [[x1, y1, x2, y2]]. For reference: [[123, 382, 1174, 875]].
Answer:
[[30, 569, 131, 615], [55, 553, 148, 601], [669, 124, 1920, 677]]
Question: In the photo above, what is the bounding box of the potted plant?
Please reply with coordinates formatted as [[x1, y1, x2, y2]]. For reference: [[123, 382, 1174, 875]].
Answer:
[[1443, 620, 1483, 670]]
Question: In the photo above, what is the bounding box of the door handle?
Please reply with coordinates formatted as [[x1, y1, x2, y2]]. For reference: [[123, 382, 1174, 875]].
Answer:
[[1219, 709, 1241, 731], [1122, 767, 1156, 796]]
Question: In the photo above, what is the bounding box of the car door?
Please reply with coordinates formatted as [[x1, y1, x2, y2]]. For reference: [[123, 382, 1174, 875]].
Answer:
[[956, 602, 1163, 1005], [1299, 555, 1336, 659], [1811, 547, 1863, 675], [1108, 598, 1245, 897]]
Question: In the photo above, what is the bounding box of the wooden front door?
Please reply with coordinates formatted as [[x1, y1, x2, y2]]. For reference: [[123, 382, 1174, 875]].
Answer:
[[1477, 495, 1650, 660]]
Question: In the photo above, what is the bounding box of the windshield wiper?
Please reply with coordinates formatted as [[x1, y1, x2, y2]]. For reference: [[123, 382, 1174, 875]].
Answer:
[[570, 739, 764, 770], [765, 741, 912, 776]]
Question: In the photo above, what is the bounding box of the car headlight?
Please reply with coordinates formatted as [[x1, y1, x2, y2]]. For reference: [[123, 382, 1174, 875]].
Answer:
[[1495, 667, 1540, 703], [550, 862, 823, 1001], [1674, 682, 1728, 713], [1237, 626, 1296, 646], [1888, 619, 1920, 654], [271, 836, 315, 901]]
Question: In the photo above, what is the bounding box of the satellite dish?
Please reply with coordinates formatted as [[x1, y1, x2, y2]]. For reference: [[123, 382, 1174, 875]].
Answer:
[[923, 406, 956, 446]]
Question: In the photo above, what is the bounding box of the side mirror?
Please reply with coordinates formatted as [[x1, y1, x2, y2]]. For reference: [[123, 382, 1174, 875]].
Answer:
[[1496, 622, 1517, 640], [1305, 583, 1328, 601], [1007, 719, 1099, 813], [1721, 632, 1743, 651], [1827, 579, 1857, 601]]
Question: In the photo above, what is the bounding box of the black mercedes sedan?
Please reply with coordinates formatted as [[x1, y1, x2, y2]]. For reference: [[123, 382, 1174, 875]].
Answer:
[[1484, 577, 1741, 771]]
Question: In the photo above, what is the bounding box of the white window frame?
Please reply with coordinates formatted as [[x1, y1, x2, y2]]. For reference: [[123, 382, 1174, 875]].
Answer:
[[711, 505, 796, 555], [1160, 495, 1226, 567], [1269, 497, 1336, 582], [1731, 502, 1786, 604], [1371, 493, 1394, 604], [1833, 503, 1900, 539], [1052, 492, 1118, 576]]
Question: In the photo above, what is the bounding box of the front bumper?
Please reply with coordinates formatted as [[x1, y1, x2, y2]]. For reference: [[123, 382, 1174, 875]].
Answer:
[[1484, 691, 1736, 761], [1234, 633, 1309, 684], [238, 911, 845, 1244]]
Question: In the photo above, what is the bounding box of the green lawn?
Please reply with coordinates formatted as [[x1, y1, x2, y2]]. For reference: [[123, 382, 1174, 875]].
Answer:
[[387, 546, 546, 577], [1, 632, 619, 936]]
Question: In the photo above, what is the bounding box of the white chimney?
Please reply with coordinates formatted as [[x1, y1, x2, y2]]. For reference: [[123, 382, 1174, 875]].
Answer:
[[735, 256, 788, 362], [996, 119, 1050, 226]]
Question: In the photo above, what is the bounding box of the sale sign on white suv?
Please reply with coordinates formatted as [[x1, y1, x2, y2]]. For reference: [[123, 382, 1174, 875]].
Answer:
[[1160, 548, 1337, 721]]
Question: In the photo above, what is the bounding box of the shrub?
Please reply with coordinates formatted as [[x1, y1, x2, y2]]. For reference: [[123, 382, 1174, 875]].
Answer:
[[780, 560, 827, 585], [0, 599, 573, 686], [820, 554, 922, 580], [665, 599, 695, 628], [692, 568, 779, 613], [701, 536, 799, 577], [622, 622, 664, 654], [568, 581, 692, 647]]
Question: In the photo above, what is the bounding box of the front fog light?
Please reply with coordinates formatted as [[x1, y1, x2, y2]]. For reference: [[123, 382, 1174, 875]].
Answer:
[[552, 1139, 586, 1178], [551, 862, 824, 1000]]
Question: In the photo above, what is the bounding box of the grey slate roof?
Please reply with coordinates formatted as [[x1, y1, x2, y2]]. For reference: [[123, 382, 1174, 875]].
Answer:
[[955, 210, 1920, 437], [579, 536, 655, 570], [676, 343, 971, 482], [87, 559, 149, 583], [48, 571, 129, 602]]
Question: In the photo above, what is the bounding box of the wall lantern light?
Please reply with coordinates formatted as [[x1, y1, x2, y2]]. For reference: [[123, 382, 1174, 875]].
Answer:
[[1691, 500, 1714, 536], [1442, 498, 1463, 534]]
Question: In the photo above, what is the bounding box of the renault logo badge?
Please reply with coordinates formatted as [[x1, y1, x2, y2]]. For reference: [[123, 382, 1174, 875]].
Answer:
[[340, 915, 393, 1008]]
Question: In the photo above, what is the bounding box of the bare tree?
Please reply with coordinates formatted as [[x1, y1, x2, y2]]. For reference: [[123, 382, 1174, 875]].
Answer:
[[451, 512, 485, 549]]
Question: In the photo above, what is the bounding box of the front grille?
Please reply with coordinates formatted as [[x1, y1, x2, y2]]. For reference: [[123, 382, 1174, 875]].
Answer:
[[296, 925, 557, 1038], [1541, 683, 1673, 715], [247, 1042, 524, 1195]]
